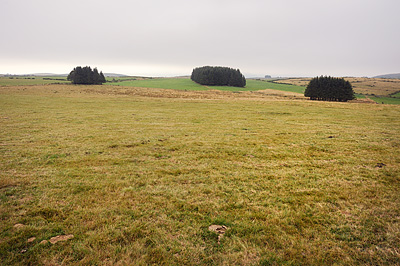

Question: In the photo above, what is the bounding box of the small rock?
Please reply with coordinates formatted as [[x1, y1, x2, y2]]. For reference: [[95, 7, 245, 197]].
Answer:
[[13, 223, 25, 229], [208, 225, 228, 234], [21, 249, 27, 253], [49, 234, 74, 244], [39, 240, 49, 245], [27, 237, 36, 243], [208, 225, 229, 244]]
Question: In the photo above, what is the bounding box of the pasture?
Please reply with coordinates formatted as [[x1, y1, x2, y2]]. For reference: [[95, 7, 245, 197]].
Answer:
[[106, 77, 305, 93], [2, 75, 400, 105], [274, 77, 400, 104], [1, 83, 400, 265], [0, 76, 69, 86]]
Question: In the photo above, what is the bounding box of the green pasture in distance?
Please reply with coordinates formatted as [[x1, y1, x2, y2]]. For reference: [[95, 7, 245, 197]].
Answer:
[[370, 96, 400, 105], [105, 76, 144, 82], [391, 92, 400, 98], [108, 77, 209, 91], [355, 93, 366, 99], [213, 79, 306, 93], [0, 76, 69, 86], [109, 77, 306, 93]]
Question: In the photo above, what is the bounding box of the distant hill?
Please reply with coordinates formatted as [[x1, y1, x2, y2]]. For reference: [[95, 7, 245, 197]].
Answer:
[[104, 73, 128, 77], [373, 73, 400, 79], [31, 73, 68, 77], [32, 73, 129, 78]]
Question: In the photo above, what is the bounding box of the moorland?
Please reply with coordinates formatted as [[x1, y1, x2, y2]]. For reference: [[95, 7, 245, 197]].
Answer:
[[0, 76, 399, 265]]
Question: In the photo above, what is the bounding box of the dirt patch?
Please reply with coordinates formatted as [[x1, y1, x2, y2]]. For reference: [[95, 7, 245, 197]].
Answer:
[[49, 234, 74, 244], [208, 225, 229, 244]]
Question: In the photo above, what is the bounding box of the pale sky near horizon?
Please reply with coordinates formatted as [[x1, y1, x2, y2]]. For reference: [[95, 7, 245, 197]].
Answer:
[[1, 0, 399, 77]]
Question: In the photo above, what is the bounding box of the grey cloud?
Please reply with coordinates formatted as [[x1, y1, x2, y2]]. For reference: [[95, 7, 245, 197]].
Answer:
[[1, 0, 399, 76]]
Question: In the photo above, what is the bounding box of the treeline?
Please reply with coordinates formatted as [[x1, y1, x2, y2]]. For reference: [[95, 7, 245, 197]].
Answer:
[[305, 76, 355, 102], [67, 66, 106, 85], [191, 66, 246, 87]]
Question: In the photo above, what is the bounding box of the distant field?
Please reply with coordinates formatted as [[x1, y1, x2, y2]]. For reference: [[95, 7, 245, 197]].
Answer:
[[274, 77, 400, 96], [107, 77, 209, 91], [213, 80, 305, 93], [369, 96, 400, 105], [392, 92, 400, 98], [0, 84, 399, 265], [108, 77, 305, 93], [3, 75, 400, 103], [274, 77, 400, 104], [0, 76, 69, 86]]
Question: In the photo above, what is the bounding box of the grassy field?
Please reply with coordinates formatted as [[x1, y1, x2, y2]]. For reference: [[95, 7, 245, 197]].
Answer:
[[0, 76, 69, 86], [106, 77, 305, 93], [106, 77, 209, 91], [1, 76, 305, 94], [1, 84, 399, 265], [212, 80, 305, 93], [369, 96, 400, 105], [274, 77, 400, 104]]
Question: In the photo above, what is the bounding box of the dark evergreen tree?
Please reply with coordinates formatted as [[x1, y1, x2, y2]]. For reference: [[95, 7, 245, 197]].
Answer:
[[305, 76, 355, 102], [67, 66, 106, 85], [99, 71, 106, 84], [191, 66, 246, 87]]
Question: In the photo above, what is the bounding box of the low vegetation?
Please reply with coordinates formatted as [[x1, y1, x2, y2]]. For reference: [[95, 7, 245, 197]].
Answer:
[[305, 76, 355, 102], [191, 66, 246, 87], [105, 77, 305, 93], [0, 76, 70, 86], [2, 76, 399, 105], [274, 77, 400, 104], [1, 84, 399, 265], [67, 66, 106, 85]]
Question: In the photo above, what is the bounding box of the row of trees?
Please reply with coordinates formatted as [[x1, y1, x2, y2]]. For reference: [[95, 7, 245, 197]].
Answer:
[[66, 66, 355, 104], [67, 66, 106, 85], [304, 76, 355, 102], [191, 66, 246, 87]]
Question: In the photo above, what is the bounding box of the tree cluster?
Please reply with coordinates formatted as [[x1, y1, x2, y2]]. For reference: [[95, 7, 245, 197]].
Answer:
[[67, 66, 106, 85], [191, 66, 246, 87], [304, 76, 355, 102]]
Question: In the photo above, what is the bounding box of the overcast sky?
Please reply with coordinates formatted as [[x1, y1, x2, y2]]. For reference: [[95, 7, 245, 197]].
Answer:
[[1, 0, 399, 77]]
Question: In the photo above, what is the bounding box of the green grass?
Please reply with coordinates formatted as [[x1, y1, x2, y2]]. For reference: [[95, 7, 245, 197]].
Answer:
[[1, 85, 400, 265], [108, 77, 305, 93], [355, 93, 366, 99], [370, 96, 400, 105], [0, 76, 69, 86], [245, 80, 305, 93], [390, 92, 400, 98], [108, 77, 209, 91], [0, 76, 306, 94]]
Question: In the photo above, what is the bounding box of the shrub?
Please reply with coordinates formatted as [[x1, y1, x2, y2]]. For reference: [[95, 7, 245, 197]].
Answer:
[[67, 66, 106, 85], [305, 76, 355, 102], [191, 66, 246, 87]]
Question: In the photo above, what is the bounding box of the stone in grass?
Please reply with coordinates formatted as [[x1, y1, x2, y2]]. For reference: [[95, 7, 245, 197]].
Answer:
[[49, 234, 74, 244], [27, 237, 36, 243], [208, 225, 229, 244], [13, 223, 25, 229]]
